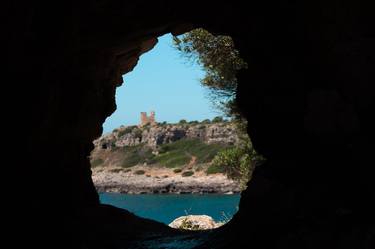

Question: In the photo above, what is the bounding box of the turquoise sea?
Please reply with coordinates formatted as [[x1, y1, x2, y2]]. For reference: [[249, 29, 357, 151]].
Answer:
[[99, 193, 241, 224]]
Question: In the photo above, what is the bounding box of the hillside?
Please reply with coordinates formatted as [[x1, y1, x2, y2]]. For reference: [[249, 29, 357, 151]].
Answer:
[[90, 121, 242, 194]]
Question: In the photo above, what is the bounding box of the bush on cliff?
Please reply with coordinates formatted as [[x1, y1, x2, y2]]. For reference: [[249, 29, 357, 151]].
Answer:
[[182, 171, 194, 177], [118, 125, 137, 137], [155, 139, 227, 168], [91, 158, 104, 167], [120, 144, 155, 168]]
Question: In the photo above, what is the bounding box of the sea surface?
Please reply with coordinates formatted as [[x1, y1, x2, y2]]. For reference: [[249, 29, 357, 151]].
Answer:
[[99, 193, 241, 225]]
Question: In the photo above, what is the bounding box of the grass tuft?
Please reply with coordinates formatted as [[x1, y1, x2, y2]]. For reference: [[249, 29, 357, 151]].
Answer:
[[182, 171, 194, 177]]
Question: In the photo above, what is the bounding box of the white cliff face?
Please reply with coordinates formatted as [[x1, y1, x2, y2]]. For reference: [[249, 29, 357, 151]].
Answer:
[[94, 122, 239, 150]]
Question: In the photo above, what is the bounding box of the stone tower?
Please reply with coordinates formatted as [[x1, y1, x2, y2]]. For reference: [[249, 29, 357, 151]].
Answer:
[[139, 111, 156, 127], [149, 111, 155, 124]]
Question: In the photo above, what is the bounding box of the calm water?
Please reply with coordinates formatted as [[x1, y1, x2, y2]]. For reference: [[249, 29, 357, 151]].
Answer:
[[99, 193, 241, 224]]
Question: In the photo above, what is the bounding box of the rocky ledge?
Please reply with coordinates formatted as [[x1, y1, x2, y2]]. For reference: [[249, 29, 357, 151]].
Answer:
[[92, 166, 241, 194], [95, 121, 239, 150]]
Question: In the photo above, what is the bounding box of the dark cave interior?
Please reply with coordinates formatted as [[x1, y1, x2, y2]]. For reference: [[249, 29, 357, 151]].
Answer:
[[4, 1, 375, 248]]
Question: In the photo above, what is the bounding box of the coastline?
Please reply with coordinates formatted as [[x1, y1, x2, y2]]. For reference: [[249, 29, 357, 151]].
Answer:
[[92, 165, 241, 194]]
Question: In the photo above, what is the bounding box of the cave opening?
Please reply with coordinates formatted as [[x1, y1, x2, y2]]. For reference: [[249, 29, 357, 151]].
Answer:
[[6, 2, 375, 248], [89, 31, 260, 230]]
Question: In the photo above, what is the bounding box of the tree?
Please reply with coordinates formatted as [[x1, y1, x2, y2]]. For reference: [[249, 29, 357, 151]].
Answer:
[[179, 119, 187, 124], [173, 28, 247, 117], [174, 29, 265, 186], [201, 119, 211, 124]]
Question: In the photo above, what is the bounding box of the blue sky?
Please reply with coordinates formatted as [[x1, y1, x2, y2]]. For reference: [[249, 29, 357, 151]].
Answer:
[[102, 33, 221, 133]]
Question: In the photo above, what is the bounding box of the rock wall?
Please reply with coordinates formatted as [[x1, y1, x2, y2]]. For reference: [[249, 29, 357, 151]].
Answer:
[[4, 1, 375, 249], [95, 122, 239, 149]]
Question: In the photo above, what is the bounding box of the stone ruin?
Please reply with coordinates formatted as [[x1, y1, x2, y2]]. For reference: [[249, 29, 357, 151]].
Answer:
[[139, 111, 156, 127]]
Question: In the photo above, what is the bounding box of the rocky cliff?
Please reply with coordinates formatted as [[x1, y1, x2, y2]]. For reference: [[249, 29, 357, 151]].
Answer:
[[90, 121, 242, 194], [94, 121, 239, 151]]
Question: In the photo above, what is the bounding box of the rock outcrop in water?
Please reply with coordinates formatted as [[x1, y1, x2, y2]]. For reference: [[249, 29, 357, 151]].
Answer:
[[169, 215, 222, 230]]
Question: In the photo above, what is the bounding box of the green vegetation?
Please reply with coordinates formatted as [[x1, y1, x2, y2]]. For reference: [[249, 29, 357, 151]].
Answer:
[[188, 120, 199, 124], [155, 139, 228, 168], [133, 128, 143, 139], [212, 116, 224, 123], [173, 28, 247, 117], [195, 165, 203, 172], [91, 118, 264, 187], [173, 168, 182, 173], [90, 29, 268, 195], [91, 158, 104, 167], [174, 28, 265, 187], [210, 147, 248, 179], [120, 144, 155, 168], [134, 170, 145, 175], [110, 168, 123, 173], [182, 171, 194, 177], [111, 141, 116, 149], [178, 218, 200, 230], [93, 136, 233, 170], [206, 164, 225, 174], [118, 125, 137, 137], [198, 125, 206, 129], [209, 136, 265, 189]]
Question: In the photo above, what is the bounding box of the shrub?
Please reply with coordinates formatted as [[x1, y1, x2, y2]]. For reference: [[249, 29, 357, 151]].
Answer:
[[133, 128, 143, 139], [111, 141, 117, 149], [173, 168, 182, 173], [198, 125, 206, 129], [211, 147, 245, 179], [179, 119, 187, 124], [201, 119, 211, 124], [91, 158, 104, 167], [195, 166, 203, 172], [182, 171, 194, 177], [120, 144, 155, 168], [118, 126, 137, 137], [155, 139, 227, 167], [206, 164, 225, 174], [134, 170, 145, 175], [110, 168, 122, 173], [179, 218, 200, 230], [210, 146, 256, 189], [212, 116, 224, 123], [189, 120, 199, 124]]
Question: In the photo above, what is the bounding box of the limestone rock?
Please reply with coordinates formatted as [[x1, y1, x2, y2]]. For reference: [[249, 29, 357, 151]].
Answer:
[[169, 215, 220, 230], [94, 122, 239, 151]]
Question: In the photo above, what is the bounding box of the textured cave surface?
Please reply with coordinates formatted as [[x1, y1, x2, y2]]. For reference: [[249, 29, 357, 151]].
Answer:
[[4, 1, 375, 248]]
